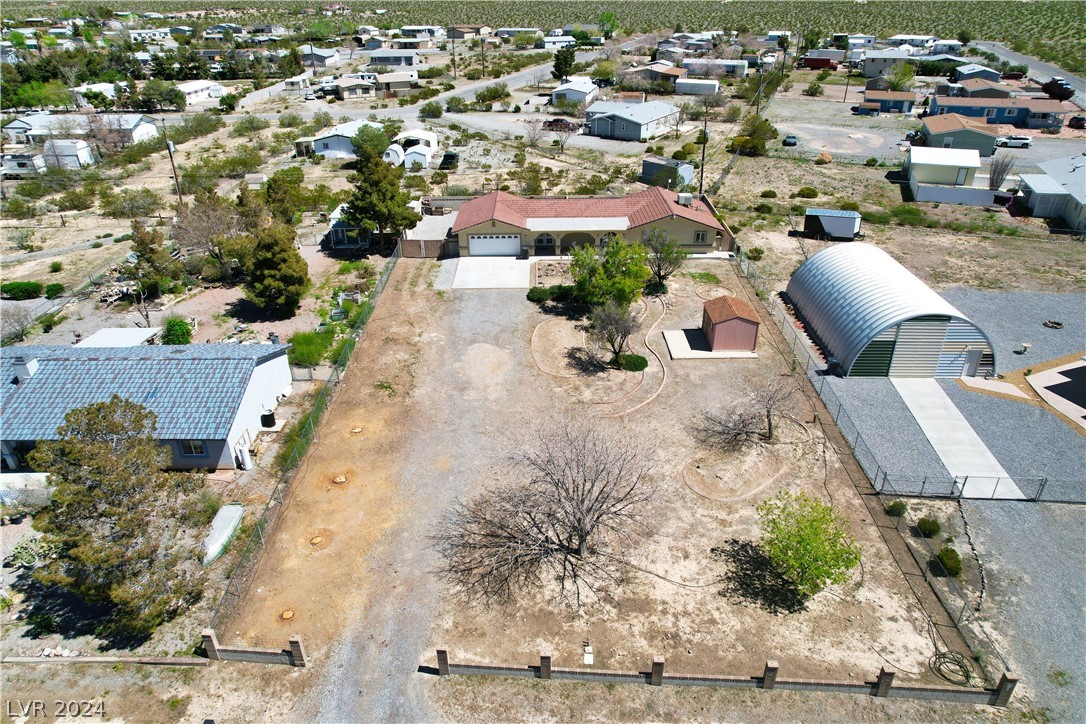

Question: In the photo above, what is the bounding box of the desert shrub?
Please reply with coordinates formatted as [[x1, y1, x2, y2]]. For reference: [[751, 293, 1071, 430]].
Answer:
[[917, 516, 941, 538], [44, 283, 65, 299], [161, 317, 193, 345], [753, 202, 774, 214], [91, 241, 103, 248], [418, 100, 443, 119], [643, 279, 667, 296], [885, 500, 908, 517], [760, 189, 777, 198], [100, 188, 162, 218], [890, 204, 927, 226], [671, 149, 690, 160], [287, 329, 335, 366], [48, 261, 63, 273], [1, 281, 43, 300], [56, 188, 96, 211], [865, 157, 879, 167], [2, 197, 38, 219], [616, 353, 648, 372], [745, 247, 765, 262], [526, 286, 551, 303], [839, 200, 861, 211], [278, 111, 305, 128], [38, 312, 65, 332], [936, 546, 962, 577], [796, 186, 819, 199], [681, 142, 698, 156], [230, 115, 271, 137]]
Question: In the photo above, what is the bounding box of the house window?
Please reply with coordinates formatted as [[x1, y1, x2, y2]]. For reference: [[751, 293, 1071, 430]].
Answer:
[[620, 123, 626, 131], [984, 109, 996, 118], [321, 142, 329, 149], [695, 231, 708, 245], [179, 440, 206, 456], [937, 108, 947, 115]]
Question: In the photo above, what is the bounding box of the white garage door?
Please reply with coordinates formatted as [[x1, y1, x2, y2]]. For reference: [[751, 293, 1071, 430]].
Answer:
[[469, 234, 521, 256]]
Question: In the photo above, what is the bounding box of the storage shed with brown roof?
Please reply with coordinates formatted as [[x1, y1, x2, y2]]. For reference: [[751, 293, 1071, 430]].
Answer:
[[701, 296, 759, 352]]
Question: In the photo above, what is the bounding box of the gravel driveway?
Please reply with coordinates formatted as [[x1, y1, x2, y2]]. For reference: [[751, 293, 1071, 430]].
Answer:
[[960, 500, 1086, 720], [312, 287, 548, 721]]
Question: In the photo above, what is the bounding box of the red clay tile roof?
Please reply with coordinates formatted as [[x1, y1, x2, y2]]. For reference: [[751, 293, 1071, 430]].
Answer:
[[451, 188, 724, 234], [703, 295, 759, 324]]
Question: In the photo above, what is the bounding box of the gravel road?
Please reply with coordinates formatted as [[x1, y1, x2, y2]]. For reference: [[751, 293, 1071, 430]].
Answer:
[[960, 500, 1086, 720], [972, 41, 1085, 109]]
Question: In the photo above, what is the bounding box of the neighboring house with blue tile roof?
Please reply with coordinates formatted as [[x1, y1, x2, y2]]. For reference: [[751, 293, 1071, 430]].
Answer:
[[1, 343, 291, 471]]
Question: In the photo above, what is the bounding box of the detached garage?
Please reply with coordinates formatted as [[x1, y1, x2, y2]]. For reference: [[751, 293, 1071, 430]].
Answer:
[[468, 234, 521, 256], [786, 243, 995, 378]]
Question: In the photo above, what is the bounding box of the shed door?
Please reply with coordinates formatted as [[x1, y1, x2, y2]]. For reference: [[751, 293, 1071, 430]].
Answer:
[[468, 234, 521, 256], [955, 168, 968, 185]]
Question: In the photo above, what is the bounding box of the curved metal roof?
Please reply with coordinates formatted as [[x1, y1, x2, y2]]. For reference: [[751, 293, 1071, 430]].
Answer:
[[785, 243, 986, 373]]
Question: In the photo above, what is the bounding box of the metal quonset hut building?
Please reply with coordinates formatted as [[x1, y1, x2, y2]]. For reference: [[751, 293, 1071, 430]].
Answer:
[[786, 243, 995, 378]]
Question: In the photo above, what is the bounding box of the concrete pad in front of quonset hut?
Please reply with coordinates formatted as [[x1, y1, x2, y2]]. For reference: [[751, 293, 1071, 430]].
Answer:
[[892, 378, 1025, 500]]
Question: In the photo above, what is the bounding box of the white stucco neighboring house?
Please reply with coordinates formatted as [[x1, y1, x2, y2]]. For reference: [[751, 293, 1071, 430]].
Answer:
[[312, 119, 385, 159]]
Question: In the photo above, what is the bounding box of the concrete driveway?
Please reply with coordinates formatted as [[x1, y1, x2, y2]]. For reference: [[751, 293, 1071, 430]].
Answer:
[[449, 258, 532, 289]]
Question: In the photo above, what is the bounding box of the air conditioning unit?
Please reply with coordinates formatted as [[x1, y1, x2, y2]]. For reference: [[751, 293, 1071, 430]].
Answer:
[[676, 192, 693, 206]]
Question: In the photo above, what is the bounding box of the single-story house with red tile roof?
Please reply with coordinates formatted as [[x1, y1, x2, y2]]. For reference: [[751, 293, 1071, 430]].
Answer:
[[450, 187, 732, 256]]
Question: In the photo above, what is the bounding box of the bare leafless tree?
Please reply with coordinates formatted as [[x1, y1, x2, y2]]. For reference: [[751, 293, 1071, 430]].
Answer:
[[554, 127, 577, 155], [523, 119, 544, 148], [590, 300, 639, 365], [602, 45, 621, 61], [432, 420, 653, 607], [2, 306, 35, 343], [989, 155, 1016, 190], [696, 377, 797, 449], [532, 69, 549, 90], [171, 191, 247, 266]]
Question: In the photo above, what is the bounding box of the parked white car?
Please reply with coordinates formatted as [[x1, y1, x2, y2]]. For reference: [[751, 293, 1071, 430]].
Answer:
[[996, 135, 1032, 148]]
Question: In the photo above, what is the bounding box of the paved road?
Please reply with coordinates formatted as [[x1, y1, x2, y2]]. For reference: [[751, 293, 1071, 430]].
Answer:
[[973, 41, 1085, 109]]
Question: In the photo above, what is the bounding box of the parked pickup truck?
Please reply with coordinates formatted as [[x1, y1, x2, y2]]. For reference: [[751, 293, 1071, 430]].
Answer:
[[543, 118, 579, 132]]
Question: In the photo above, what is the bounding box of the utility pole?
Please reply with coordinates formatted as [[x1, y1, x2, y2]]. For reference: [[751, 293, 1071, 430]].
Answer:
[[451, 38, 457, 79], [159, 119, 183, 205], [842, 69, 851, 102], [479, 38, 486, 77], [755, 66, 764, 114]]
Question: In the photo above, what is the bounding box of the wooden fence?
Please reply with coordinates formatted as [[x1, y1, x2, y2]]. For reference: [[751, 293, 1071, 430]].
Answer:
[[433, 650, 1017, 708]]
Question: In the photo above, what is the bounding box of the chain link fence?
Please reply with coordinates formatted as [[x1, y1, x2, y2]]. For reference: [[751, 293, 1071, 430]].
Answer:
[[736, 251, 1085, 504], [209, 248, 400, 631]]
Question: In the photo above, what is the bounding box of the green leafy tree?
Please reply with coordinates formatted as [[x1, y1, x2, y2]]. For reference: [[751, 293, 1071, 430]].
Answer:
[[278, 47, 303, 76], [418, 100, 443, 119], [887, 62, 916, 92], [570, 238, 651, 307], [757, 490, 861, 598], [342, 146, 421, 237], [643, 226, 688, 286], [161, 317, 193, 344], [598, 11, 617, 39], [802, 81, 825, 97], [28, 396, 209, 637], [245, 224, 310, 318], [262, 166, 306, 223], [591, 60, 616, 81], [351, 124, 391, 157], [552, 46, 576, 81], [956, 29, 973, 46]]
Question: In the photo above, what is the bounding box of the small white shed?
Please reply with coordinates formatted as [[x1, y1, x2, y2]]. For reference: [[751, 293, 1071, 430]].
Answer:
[[674, 78, 719, 96], [41, 139, 96, 169], [803, 208, 862, 240]]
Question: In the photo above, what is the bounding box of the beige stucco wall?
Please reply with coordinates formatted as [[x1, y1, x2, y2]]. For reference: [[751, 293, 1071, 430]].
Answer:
[[911, 162, 977, 186], [456, 216, 730, 255]]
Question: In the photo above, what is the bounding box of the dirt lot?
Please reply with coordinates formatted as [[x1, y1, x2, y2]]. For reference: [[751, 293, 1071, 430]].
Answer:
[[203, 257, 1016, 721], [715, 155, 1086, 295]]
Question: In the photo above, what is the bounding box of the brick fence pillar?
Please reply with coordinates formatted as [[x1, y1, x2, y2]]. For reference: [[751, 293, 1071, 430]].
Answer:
[[762, 660, 779, 689], [201, 629, 220, 661], [288, 636, 307, 667], [436, 648, 450, 676], [650, 656, 665, 686], [993, 673, 1019, 707], [875, 667, 895, 697], [540, 654, 552, 680]]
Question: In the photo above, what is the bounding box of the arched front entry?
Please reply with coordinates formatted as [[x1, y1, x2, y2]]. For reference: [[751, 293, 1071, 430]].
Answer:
[[533, 233, 557, 255], [560, 232, 595, 254]]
